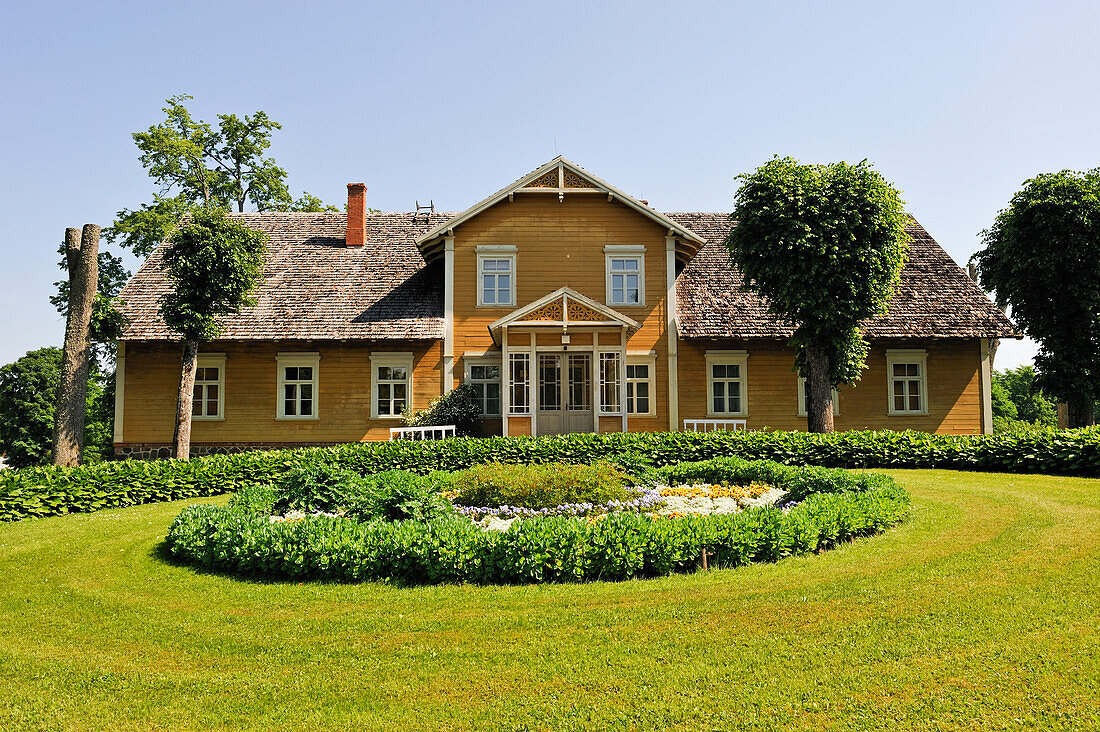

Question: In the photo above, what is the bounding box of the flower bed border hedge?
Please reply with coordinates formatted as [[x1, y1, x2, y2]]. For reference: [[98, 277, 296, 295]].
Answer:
[[2, 427, 1096, 522], [164, 457, 911, 585]]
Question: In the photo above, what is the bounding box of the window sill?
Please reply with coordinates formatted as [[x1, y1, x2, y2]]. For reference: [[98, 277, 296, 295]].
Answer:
[[887, 411, 929, 417], [192, 416, 225, 422], [476, 304, 515, 309], [275, 416, 320, 421]]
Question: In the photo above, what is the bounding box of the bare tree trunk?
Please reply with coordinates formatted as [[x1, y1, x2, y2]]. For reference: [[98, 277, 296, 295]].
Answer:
[[805, 341, 835, 433], [1066, 395, 1095, 429], [52, 225, 99, 467], [172, 340, 200, 459]]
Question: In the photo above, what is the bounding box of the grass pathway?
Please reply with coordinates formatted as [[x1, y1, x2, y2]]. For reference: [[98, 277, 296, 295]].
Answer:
[[0, 470, 1097, 730]]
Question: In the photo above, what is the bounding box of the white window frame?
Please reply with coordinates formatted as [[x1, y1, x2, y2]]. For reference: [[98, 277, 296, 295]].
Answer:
[[370, 352, 414, 420], [464, 355, 502, 417], [626, 353, 656, 417], [886, 349, 929, 415], [797, 376, 839, 417], [598, 350, 623, 415], [192, 353, 226, 421], [604, 245, 645, 307], [508, 352, 531, 415], [706, 350, 748, 417], [276, 352, 320, 420], [476, 245, 517, 308]]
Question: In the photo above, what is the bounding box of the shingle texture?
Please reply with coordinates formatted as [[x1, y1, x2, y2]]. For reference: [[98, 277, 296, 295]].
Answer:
[[118, 210, 1016, 342], [667, 213, 1018, 339], [118, 212, 452, 341]]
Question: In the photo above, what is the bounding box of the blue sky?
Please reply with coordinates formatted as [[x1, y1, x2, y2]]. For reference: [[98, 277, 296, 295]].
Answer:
[[3, 0, 1096, 367]]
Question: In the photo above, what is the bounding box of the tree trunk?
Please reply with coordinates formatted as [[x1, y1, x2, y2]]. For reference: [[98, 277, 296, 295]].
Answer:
[[52, 225, 99, 467], [172, 340, 200, 459], [805, 341, 835, 433], [1066, 395, 1095, 429]]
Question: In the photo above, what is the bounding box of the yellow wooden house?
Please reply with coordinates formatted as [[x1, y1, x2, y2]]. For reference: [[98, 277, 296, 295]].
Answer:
[[114, 157, 1016, 458]]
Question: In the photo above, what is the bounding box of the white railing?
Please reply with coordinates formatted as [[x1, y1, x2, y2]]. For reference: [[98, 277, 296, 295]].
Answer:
[[683, 419, 747, 433], [389, 425, 457, 441]]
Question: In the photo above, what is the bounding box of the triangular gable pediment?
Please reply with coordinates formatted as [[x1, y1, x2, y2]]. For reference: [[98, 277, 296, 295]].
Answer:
[[415, 157, 705, 261], [488, 287, 641, 342]]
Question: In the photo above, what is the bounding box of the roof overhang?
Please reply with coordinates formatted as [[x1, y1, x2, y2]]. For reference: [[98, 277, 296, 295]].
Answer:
[[487, 286, 642, 344], [416, 156, 707, 263]]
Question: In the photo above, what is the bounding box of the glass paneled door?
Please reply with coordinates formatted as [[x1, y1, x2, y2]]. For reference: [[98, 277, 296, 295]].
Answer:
[[537, 353, 593, 435]]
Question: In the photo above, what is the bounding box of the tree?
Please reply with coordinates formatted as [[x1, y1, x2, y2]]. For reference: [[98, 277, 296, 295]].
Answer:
[[725, 157, 910, 432], [52, 226, 99, 467], [994, 365, 1057, 425], [973, 169, 1100, 428], [0, 348, 113, 468], [160, 208, 267, 459]]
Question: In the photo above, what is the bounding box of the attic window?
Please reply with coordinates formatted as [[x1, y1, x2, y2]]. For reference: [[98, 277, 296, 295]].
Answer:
[[477, 246, 517, 307]]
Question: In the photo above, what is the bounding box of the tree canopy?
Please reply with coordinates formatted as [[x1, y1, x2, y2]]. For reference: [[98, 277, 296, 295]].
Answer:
[[973, 169, 1100, 427], [725, 157, 910, 431]]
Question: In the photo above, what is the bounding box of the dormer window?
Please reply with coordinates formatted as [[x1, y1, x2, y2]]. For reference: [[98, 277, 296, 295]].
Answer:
[[605, 245, 645, 306], [476, 245, 517, 307]]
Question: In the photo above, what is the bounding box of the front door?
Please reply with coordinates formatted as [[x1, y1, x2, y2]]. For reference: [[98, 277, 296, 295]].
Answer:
[[537, 352, 593, 435]]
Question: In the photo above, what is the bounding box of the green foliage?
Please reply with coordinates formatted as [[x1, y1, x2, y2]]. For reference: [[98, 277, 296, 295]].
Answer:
[[159, 208, 268, 341], [50, 247, 129, 363], [105, 193, 194, 260], [656, 456, 895, 502], [11, 427, 1100, 522], [403, 382, 483, 436], [289, 192, 339, 212], [994, 365, 1057, 425], [990, 376, 1017, 421], [449, 462, 634, 509], [725, 157, 910, 388], [345, 471, 455, 523], [974, 170, 1100, 419], [270, 463, 368, 514], [0, 348, 113, 469], [163, 468, 910, 584]]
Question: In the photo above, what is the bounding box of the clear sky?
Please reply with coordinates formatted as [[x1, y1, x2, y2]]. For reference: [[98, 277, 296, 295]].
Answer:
[[3, 0, 1096, 367]]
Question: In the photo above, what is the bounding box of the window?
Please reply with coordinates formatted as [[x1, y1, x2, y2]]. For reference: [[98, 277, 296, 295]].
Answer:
[[626, 357, 655, 416], [605, 245, 645, 306], [508, 353, 530, 415], [192, 354, 225, 420], [599, 351, 622, 414], [371, 353, 413, 419], [797, 377, 839, 416], [887, 350, 928, 414], [706, 351, 748, 416], [477, 246, 517, 307], [277, 353, 319, 419], [465, 358, 501, 416]]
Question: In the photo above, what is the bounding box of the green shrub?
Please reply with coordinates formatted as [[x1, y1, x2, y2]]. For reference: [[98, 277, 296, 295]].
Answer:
[[656, 456, 893, 502], [449, 461, 635, 509], [403, 382, 483, 436], [9, 426, 1100, 523], [271, 463, 369, 514], [344, 471, 454, 523], [163, 465, 911, 585]]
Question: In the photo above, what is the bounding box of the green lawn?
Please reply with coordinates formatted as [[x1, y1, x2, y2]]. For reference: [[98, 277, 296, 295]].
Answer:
[[0, 470, 1097, 731]]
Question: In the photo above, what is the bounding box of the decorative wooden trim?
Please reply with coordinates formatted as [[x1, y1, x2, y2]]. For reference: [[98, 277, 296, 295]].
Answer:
[[113, 342, 125, 443]]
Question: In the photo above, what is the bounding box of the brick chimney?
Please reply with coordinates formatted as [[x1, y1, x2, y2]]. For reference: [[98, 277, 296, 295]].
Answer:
[[346, 183, 366, 247]]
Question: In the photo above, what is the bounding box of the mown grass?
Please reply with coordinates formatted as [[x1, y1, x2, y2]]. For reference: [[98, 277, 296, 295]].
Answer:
[[0, 470, 1097, 731]]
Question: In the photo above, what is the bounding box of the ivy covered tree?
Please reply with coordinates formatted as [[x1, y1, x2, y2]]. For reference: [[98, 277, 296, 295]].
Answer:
[[160, 208, 268, 459], [973, 169, 1100, 428], [726, 157, 910, 432]]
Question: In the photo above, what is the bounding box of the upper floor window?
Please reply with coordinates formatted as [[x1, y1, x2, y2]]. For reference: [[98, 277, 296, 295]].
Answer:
[[477, 246, 517, 307], [887, 349, 928, 415], [605, 245, 645, 306], [192, 354, 225, 420], [797, 376, 839, 416], [706, 350, 748, 416], [277, 353, 319, 420], [465, 358, 501, 416], [371, 352, 413, 419]]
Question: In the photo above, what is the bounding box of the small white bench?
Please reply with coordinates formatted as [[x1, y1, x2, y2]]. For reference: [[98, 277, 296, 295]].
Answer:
[[683, 419, 747, 433], [389, 425, 457, 441]]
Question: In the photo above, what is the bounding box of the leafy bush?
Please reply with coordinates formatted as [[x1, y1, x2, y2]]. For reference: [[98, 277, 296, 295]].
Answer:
[[656, 456, 894, 502], [163, 465, 911, 585], [271, 463, 369, 514], [9, 426, 1100, 523], [404, 382, 483, 436], [344, 471, 454, 523], [449, 461, 635, 509]]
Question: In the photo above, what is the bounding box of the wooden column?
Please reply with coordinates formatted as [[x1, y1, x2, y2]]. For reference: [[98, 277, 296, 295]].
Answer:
[[592, 331, 600, 433], [620, 326, 628, 433], [665, 235, 679, 431], [442, 236, 455, 394], [501, 327, 509, 437], [529, 331, 537, 437]]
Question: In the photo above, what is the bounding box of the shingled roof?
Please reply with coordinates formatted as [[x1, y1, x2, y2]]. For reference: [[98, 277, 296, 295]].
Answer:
[[668, 213, 1017, 339], [118, 210, 1016, 342], [118, 212, 451, 341]]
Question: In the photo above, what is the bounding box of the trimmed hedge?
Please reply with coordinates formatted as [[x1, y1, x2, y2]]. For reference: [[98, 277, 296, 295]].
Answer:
[[164, 467, 911, 584], [3, 427, 1098, 522]]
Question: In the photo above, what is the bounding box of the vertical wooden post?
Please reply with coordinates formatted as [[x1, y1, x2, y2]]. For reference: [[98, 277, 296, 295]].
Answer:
[[52, 224, 99, 467]]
